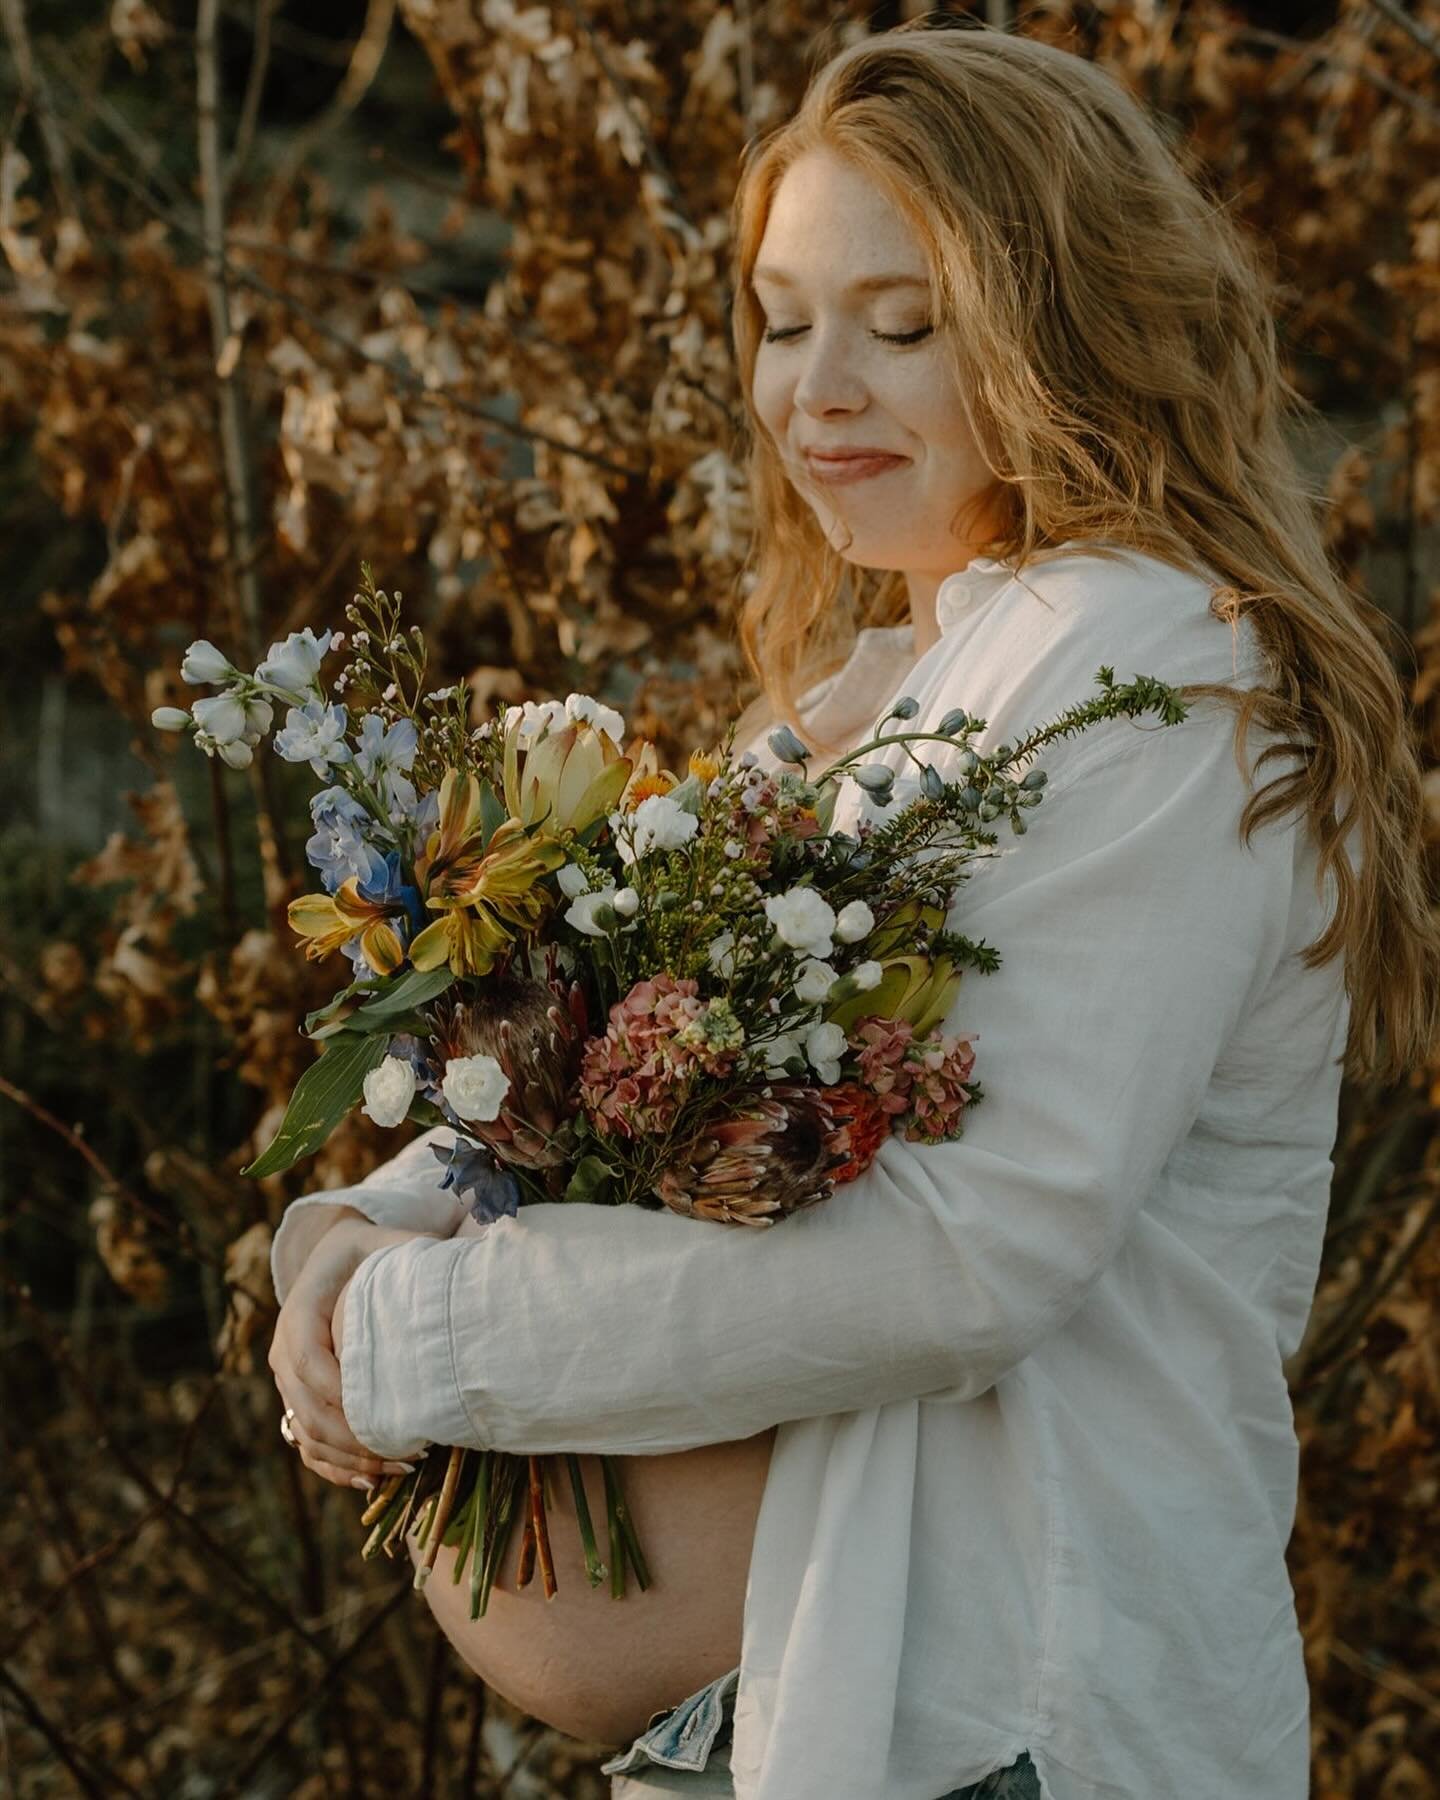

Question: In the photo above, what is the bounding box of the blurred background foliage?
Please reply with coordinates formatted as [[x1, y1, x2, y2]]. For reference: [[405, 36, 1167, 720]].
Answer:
[[0, 0, 1436, 1794]]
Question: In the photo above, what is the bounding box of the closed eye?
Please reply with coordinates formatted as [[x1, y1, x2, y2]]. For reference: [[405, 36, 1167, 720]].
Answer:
[[761, 325, 935, 346]]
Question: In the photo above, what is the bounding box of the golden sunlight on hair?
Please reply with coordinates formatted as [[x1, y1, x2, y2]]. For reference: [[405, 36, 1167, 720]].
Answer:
[[725, 21, 1440, 1086]]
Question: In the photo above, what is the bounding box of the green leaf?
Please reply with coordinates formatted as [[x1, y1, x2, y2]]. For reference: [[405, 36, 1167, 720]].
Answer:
[[563, 1155, 617, 1204], [241, 1032, 392, 1179], [302, 974, 384, 1037], [479, 778, 506, 848], [352, 965, 456, 1029]]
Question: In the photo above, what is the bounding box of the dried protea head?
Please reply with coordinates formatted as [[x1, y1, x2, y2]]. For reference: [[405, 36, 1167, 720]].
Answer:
[[653, 1083, 848, 1227], [426, 972, 586, 1169]]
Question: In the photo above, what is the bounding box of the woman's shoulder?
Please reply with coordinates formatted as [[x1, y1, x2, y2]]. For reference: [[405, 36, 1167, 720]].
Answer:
[[945, 539, 1271, 738]]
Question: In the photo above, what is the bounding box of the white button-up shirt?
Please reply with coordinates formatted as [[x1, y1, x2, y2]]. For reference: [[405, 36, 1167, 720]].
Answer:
[[273, 543, 1349, 1799]]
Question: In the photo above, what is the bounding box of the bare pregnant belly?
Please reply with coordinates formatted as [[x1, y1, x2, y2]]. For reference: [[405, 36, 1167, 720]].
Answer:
[[404, 1429, 776, 1749]]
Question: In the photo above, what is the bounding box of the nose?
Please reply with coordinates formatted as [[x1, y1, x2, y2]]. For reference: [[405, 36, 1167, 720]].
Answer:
[[791, 326, 867, 420]]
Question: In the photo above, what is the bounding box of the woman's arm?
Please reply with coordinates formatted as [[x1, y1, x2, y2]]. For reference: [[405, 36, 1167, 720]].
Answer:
[[334, 703, 1319, 1462], [270, 1124, 462, 1304]]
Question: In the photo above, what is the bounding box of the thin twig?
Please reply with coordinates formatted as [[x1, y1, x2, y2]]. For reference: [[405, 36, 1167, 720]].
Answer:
[[1364, 0, 1440, 61], [0, 0, 81, 221], [226, 0, 281, 203], [1232, 21, 1440, 128], [256, 0, 398, 232], [207, 1584, 413, 1800], [38, 106, 643, 481], [0, 1666, 142, 1800]]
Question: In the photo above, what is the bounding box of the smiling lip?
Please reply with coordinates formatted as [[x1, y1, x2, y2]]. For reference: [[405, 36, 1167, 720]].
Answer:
[[802, 449, 910, 487]]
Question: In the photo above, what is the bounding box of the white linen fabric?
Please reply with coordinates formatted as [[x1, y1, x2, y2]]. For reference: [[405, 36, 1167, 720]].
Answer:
[[271, 542, 1351, 1800]]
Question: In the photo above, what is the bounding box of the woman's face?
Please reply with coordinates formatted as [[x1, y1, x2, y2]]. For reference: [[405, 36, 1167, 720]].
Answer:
[[749, 147, 1001, 592]]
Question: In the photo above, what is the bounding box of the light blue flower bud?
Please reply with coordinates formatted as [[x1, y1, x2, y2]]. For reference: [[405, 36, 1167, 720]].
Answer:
[[958, 786, 982, 811], [853, 764, 894, 795], [180, 639, 235, 685], [1021, 768, 1048, 790], [921, 764, 944, 800], [151, 706, 191, 732], [937, 707, 970, 736], [767, 724, 811, 765], [886, 695, 919, 721]]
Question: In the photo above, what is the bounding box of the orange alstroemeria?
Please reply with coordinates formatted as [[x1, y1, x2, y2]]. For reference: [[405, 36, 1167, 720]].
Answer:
[[288, 882, 406, 975]]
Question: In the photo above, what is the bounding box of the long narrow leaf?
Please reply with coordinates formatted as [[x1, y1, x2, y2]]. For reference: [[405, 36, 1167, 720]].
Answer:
[[241, 1032, 391, 1178]]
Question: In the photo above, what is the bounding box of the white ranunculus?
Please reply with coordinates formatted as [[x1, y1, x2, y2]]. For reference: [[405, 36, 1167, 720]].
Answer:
[[764, 886, 836, 960], [180, 639, 235, 685], [556, 861, 591, 899], [565, 888, 618, 935], [793, 958, 838, 1003], [441, 1053, 510, 1124], [805, 1020, 848, 1085], [191, 693, 248, 745], [254, 627, 333, 695], [853, 959, 884, 991], [151, 706, 191, 732], [362, 1055, 417, 1128], [834, 900, 875, 943], [564, 692, 626, 744], [612, 792, 699, 864]]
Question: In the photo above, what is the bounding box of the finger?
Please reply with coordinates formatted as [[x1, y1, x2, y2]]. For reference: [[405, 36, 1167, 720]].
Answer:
[[299, 1444, 381, 1491], [291, 1326, 386, 1464], [274, 1368, 384, 1474]]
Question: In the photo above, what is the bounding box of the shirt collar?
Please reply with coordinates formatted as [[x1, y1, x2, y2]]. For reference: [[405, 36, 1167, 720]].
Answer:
[[934, 554, 1019, 635]]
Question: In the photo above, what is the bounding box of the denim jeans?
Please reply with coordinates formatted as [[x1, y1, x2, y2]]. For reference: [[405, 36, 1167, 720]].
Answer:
[[602, 1665, 1043, 1798]]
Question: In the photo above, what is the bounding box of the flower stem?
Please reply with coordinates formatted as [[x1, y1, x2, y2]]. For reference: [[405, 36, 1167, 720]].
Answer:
[[467, 1450, 492, 1619], [566, 1453, 607, 1587], [415, 1446, 466, 1590]]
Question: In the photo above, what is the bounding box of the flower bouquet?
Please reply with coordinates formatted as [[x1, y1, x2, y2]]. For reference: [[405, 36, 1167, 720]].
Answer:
[[156, 564, 1188, 1618]]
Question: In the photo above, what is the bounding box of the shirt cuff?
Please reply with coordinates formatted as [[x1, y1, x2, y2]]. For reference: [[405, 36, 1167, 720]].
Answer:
[[338, 1239, 481, 1460]]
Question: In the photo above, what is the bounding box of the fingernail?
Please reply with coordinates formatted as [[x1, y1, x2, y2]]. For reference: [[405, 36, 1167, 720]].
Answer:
[[351, 1476, 376, 1492], [383, 1461, 416, 1474]]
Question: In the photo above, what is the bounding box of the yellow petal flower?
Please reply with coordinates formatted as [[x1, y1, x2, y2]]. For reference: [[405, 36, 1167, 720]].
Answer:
[[288, 880, 403, 964]]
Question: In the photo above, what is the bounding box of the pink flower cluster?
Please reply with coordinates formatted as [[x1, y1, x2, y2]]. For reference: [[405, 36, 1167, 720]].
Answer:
[[579, 974, 740, 1138], [853, 1016, 980, 1144]]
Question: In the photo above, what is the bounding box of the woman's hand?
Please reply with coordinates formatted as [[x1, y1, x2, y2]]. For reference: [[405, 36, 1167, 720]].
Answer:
[[268, 1217, 427, 1490]]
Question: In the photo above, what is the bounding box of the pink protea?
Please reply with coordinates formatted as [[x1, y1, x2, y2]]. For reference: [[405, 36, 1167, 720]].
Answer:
[[580, 974, 740, 1139]]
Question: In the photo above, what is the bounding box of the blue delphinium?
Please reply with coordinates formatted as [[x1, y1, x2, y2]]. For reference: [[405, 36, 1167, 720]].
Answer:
[[431, 1137, 521, 1225], [354, 714, 420, 811], [306, 786, 387, 895], [274, 697, 352, 777]]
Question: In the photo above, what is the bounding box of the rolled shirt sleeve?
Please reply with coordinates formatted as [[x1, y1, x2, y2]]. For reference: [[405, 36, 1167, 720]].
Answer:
[[338, 700, 1302, 1461], [270, 1123, 463, 1307]]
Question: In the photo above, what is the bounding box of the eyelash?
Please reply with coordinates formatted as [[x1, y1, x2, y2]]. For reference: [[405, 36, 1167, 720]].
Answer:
[[760, 324, 935, 346]]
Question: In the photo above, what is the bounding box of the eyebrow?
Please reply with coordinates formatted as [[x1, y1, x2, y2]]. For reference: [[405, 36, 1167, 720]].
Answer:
[[750, 267, 930, 294]]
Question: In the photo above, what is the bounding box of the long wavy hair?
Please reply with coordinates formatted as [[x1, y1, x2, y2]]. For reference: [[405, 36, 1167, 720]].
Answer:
[[725, 18, 1439, 1086]]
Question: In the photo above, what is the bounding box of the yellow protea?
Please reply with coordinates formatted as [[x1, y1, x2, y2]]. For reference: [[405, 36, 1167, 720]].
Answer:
[[619, 741, 680, 812], [288, 882, 407, 975], [503, 717, 633, 836], [409, 818, 566, 976], [824, 953, 963, 1036], [688, 748, 723, 785]]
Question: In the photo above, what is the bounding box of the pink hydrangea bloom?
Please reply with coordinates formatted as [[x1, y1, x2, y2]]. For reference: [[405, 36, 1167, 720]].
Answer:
[[580, 974, 740, 1138]]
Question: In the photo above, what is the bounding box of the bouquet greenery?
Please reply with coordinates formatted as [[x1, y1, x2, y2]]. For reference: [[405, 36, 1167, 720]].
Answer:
[[155, 565, 1188, 1616]]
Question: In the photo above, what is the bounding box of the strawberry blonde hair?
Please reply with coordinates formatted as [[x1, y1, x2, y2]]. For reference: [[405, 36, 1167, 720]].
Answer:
[[726, 18, 1439, 1085]]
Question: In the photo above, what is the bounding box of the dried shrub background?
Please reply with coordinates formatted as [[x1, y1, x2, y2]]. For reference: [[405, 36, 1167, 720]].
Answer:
[[0, 0, 1437, 1794]]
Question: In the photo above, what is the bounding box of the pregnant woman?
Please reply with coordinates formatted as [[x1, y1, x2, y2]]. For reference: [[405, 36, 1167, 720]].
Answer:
[[268, 17, 1439, 1800]]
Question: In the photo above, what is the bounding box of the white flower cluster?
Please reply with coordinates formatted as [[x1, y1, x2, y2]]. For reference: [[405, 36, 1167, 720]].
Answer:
[[440, 1053, 510, 1123], [609, 792, 699, 866], [503, 691, 626, 746], [764, 1020, 849, 1085]]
